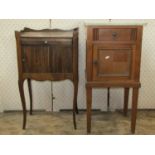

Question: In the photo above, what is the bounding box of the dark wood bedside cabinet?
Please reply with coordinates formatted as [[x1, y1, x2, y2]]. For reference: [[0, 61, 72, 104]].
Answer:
[[86, 25, 143, 134], [15, 28, 79, 129]]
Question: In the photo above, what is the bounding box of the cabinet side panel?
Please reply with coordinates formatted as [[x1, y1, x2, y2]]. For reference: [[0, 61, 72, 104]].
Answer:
[[134, 26, 143, 81], [86, 27, 93, 81], [15, 32, 23, 79], [72, 30, 79, 81]]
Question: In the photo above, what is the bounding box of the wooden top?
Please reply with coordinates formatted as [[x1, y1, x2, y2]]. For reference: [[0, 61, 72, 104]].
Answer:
[[21, 31, 74, 38], [19, 28, 76, 38]]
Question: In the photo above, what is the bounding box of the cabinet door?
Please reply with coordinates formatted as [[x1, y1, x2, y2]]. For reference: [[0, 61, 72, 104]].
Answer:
[[21, 40, 73, 74], [22, 45, 50, 73], [92, 44, 135, 81], [49, 44, 73, 73]]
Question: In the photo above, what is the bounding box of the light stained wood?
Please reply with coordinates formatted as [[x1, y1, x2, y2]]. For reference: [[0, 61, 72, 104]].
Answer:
[[86, 25, 143, 134]]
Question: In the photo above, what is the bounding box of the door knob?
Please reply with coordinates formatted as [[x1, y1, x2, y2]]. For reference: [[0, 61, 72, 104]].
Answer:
[[44, 40, 48, 44], [93, 60, 98, 65], [22, 58, 26, 63]]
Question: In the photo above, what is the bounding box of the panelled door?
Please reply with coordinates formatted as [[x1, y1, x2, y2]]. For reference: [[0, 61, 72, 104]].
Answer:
[[92, 44, 136, 81], [21, 38, 73, 74]]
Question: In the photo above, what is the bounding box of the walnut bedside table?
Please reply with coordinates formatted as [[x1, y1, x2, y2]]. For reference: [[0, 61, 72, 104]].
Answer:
[[86, 24, 143, 134], [15, 28, 79, 130]]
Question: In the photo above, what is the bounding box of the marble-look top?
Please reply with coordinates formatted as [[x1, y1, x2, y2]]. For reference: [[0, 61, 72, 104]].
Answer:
[[84, 22, 147, 26]]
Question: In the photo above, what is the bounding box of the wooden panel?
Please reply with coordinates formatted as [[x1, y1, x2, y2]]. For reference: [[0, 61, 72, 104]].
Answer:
[[22, 44, 73, 74], [86, 41, 93, 81], [49, 44, 73, 73], [98, 49, 131, 76], [22, 45, 50, 73], [23, 73, 73, 81], [21, 38, 72, 45], [93, 28, 137, 42], [92, 44, 133, 80]]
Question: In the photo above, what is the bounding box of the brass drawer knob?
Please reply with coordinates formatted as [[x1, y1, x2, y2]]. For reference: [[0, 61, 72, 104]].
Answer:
[[112, 32, 118, 37]]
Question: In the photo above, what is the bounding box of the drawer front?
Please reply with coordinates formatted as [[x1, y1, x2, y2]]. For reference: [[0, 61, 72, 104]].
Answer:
[[21, 38, 72, 46], [92, 44, 136, 81], [93, 28, 137, 42]]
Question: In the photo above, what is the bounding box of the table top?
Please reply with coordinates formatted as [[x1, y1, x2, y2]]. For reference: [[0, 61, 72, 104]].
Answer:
[[84, 22, 147, 26]]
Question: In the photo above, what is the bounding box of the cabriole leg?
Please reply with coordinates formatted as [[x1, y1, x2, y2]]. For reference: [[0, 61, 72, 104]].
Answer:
[[27, 79, 33, 115], [18, 79, 27, 129]]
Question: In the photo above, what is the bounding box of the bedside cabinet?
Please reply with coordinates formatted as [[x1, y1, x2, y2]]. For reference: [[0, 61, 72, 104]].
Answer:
[[15, 28, 79, 129], [86, 25, 143, 133]]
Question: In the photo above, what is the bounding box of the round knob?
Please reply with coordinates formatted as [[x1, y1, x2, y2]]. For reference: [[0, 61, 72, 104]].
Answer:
[[93, 60, 98, 65], [22, 58, 26, 63], [112, 32, 118, 37], [44, 40, 48, 44]]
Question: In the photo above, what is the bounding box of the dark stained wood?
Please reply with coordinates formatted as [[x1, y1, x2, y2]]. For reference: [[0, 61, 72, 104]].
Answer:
[[27, 79, 33, 115], [124, 88, 129, 116], [18, 80, 27, 129], [87, 87, 92, 134], [23, 73, 73, 81], [73, 29, 79, 114], [21, 42, 72, 74], [86, 25, 143, 133], [15, 28, 79, 130], [73, 81, 78, 129], [107, 88, 110, 111]]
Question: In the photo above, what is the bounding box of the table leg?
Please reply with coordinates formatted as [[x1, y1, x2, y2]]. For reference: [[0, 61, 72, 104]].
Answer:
[[18, 79, 27, 129], [73, 81, 78, 129], [87, 87, 92, 134], [124, 88, 129, 116], [131, 88, 139, 134], [27, 79, 33, 115], [107, 88, 110, 111], [75, 81, 79, 114]]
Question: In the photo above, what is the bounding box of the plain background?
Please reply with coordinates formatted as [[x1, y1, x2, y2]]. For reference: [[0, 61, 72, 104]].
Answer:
[[1, 19, 155, 112]]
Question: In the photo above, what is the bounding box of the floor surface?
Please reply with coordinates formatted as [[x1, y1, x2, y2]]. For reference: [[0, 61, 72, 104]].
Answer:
[[0, 110, 155, 135]]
